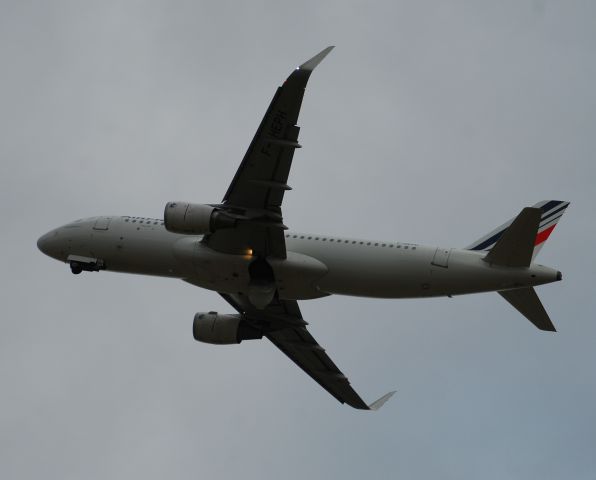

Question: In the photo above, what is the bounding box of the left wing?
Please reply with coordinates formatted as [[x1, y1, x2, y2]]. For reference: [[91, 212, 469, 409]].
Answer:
[[220, 293, 395, 410], [205, 47, 334, 259]]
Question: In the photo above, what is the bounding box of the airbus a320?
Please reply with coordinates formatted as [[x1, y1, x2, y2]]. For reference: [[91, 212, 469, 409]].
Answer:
[[38, 47, 569, 410]]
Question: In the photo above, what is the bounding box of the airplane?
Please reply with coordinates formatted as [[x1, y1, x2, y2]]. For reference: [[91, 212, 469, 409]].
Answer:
[[37, 46, 569, 410]]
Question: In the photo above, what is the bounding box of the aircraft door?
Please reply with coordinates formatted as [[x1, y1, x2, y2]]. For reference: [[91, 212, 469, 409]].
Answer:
[[93, 216, 112, 230], [431, 248, 451, 268]]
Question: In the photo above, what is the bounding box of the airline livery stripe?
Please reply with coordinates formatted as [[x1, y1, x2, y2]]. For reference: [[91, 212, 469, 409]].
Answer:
[[472, 212, 563, 251], [540, 213, 565, 231], [540, 200, 563, 213], [535, 224, 556, 246], [469, 229, 507, 251], [469, 201, 568, 251], [540, 204, 568, 224]]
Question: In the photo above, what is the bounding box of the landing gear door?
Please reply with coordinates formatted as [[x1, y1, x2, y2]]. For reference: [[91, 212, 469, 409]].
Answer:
[[93, 216, 112, 230], [431, 248, 451, 268]]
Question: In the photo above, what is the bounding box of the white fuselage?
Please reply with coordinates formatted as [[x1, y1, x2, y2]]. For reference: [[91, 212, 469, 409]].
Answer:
[[37, 216, 561, 300]]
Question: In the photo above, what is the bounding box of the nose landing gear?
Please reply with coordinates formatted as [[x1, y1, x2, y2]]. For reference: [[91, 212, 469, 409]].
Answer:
[[70, 262, 83, 274], [67, 255, 105, 275]]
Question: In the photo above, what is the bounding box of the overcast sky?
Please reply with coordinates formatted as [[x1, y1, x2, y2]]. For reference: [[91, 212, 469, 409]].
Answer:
[[2, 1, 595, 479]]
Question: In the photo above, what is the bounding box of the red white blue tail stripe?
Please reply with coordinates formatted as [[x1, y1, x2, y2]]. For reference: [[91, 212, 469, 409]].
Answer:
[[466, 200, 570, 258]]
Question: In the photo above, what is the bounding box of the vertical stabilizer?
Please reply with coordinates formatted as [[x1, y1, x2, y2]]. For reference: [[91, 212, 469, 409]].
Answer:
[[466, 200, 570, 261], [483, 207, 541, 267]]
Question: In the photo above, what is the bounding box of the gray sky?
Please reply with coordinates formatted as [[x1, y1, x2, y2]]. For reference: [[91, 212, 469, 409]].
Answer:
[[2, 1, 595, 478]]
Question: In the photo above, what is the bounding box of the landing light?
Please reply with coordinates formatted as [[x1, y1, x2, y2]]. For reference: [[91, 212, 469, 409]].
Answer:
[[246, 248, 253, 256]]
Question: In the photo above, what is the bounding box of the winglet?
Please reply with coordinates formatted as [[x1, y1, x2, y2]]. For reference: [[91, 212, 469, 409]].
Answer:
[[367, 391, 396, 411], [298, 46, 335, 72]]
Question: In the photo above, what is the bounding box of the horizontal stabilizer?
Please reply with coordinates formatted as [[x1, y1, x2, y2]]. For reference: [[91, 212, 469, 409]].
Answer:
[[368, 391, 396, 411], [484, 207, 541, 267], [498, 287, 556, 331]]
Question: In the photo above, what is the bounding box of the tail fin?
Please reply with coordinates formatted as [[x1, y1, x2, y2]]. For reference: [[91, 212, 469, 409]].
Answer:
[[466, 200, 570, 260], [499, 287, 556, 331], [484, 207, 541, 267]]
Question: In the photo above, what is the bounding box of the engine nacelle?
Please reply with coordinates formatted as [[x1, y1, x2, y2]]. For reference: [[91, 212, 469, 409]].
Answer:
[[164, 202, 236, 234], [193, 312, 263, 345]]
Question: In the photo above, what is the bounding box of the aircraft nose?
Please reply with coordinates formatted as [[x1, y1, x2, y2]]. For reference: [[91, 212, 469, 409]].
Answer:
[[37, 229, 59, 257], [37, 232, 51, 255]]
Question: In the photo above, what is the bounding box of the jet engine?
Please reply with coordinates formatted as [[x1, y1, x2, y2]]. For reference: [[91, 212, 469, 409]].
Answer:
[[193, 312, 263, 345], [164, 202, 236, 234]]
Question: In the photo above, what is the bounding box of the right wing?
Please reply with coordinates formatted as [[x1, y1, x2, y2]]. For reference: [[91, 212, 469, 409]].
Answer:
[[222, 46, 334, 211], [205, 47, 334, 259], [220, 293, 395, 410]]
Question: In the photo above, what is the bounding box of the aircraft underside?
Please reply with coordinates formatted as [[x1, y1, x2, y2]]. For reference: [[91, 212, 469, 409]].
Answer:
[[37, 47, 568, 410]]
